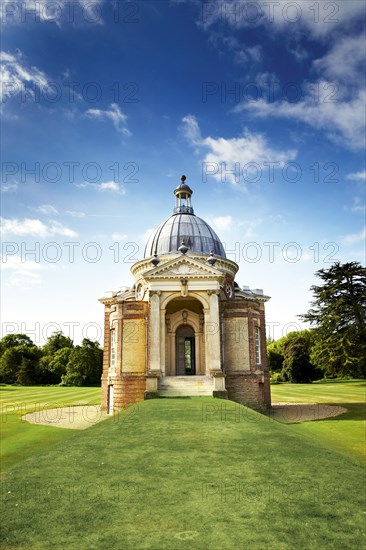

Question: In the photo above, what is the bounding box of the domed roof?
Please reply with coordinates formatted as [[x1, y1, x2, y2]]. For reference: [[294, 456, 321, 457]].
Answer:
[[144, 176, 226, 259], [144, 213, 226, 258]]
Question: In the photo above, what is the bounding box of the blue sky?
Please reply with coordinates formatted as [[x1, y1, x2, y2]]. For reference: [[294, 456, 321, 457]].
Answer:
[[1, 0, 365, 345]]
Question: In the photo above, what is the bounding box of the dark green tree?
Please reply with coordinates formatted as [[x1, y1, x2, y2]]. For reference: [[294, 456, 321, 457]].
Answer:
[[267, 345, 284, 373], [16, 357, 35, 386], [42, 331, 73, 356], [300, 262, 366, 378], [0, 344, 41, 384], [38, 347, 73, 385], [0, 334, 34, 357], [39, 332, 74, 384], [61, 339, 103, 386], [267, 330, 315, 375], [281, 333, 321, 383]]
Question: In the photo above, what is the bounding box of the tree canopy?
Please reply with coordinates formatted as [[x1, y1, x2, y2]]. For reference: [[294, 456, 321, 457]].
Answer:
[[300, 262, 366, 378], [267, 330, 320, 383], [0, 332, 103, 386]]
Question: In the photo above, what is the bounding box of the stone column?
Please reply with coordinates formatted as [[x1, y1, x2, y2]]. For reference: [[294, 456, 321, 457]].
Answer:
[[204, 307, 211, 375], [101, 306, 111, 411], [149, 291, 161, 373], [260, 306, 271, 407], [160, 304, 166, 375], [116, 306, 123, 373], [207, 290, 222, 373]]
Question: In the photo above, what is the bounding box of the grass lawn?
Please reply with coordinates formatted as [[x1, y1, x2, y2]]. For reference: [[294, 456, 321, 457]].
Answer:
[[0, 385, 101, 473], [271, 379, 366, 463], [1, 386, 365, 549]]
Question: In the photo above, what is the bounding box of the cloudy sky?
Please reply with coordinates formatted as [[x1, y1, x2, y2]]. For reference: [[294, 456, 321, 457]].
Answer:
[[1, 0, 365, 345]]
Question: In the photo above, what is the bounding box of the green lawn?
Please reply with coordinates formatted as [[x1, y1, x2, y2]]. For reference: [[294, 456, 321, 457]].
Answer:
[[271, 380, 366, 463], [0, 385, 101, 473], [1, 386, 365, 549]]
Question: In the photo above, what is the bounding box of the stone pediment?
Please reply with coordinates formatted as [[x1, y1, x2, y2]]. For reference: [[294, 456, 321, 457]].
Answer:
[[142, 256, 224, 280]]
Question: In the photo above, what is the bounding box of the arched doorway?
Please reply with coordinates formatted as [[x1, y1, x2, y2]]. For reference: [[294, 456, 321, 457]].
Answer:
[[165, 297, 205, 376], [176, 325, 195, 375]]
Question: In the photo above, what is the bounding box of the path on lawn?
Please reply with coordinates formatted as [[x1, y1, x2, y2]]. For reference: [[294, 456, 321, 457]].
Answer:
[[271, 402, 347, 423], [23, 402, 347, 429], [23, 405, 108, 430]]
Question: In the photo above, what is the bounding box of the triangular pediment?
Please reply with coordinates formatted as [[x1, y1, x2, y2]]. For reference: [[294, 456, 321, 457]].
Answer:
[[142, 255, 224, 280]]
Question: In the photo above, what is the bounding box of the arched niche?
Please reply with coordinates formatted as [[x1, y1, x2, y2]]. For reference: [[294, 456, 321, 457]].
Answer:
[[165, 303, 205, 376]]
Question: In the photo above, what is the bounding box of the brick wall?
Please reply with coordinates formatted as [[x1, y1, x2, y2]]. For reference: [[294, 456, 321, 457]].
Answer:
[[102, 300, 148, 412], [226, 372, 268, 411], [101, 307, 110, 411], [113, 374, 147, 409]]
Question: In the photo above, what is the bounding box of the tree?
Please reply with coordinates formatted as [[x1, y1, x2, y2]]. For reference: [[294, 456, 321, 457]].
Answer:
[[0, 344, 41, 384], [38, 347, 73, 385], [42, 331, 73, 356], [16, 357, 35, 386], [267, 338, 285, 373], [300, 262, 366, 378], [267, 330, 315, 374], [281, 333, 321, 383], [61, 339, 103, 386], [39, 332, 74, 384], [0, 334, 34, 357]]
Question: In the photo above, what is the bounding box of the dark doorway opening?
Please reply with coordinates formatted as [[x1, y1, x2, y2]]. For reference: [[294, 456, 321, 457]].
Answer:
[[184, 337, 195, 375], [176, 325, 196, 376]]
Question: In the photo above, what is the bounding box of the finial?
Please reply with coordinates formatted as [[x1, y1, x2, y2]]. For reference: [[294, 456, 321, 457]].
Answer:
[[151, 254, 160, 266], [178, 239, 189, 254], [207, 250, 217, 265], [180, 175, 186, 182]]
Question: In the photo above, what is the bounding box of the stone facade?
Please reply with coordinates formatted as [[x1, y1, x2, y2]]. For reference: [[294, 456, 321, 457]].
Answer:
[[99, 177, 271, 412]]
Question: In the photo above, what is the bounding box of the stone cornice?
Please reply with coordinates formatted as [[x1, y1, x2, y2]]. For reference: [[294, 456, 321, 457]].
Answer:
[[235, 290, 271, 303], [131, 253, 238, 281]]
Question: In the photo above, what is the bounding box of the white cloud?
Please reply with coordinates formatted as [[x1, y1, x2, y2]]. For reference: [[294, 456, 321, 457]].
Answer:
[[99, 181, 120, 192], [200, 0, 365, 39], [76, 181, 126, 194], [181, 114, 202, 145], [0, 217, 78, 238], [348, 197, 366, 214], [346, 171, 366, 181], [1, 255, 44, 271], [66, 210, 86, 218], [181, 115, 297, 186], [7, 271, 42, 288], [85, 103, 131, 135], [0, 49, 49, 102], [211, 216, 233, 231], [238, 217, 263, 238], [1, 254, 45, 288], [111, 233, 127, 241], [1, 181, 18, 193], [32, 204, 59, 216], [1, 0, 105, 25], [342, 227, 366, 245], [289, 46, 308, 63], [313, 33, 366, 82], [209, 34, 262, 65], [140, 228, 154, 242], [235, 84, 366, 151]]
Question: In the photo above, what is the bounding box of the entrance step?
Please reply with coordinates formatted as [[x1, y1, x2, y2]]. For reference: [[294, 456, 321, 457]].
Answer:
[[158, 376, 213, 397]]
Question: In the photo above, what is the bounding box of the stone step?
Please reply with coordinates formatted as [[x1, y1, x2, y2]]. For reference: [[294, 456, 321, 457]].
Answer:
[[158, 388, 213, 397], [158, 376, 213, 396], [159, 382, 212, 388]]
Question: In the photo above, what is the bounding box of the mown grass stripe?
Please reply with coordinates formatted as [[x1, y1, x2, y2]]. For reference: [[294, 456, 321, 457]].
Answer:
[[1, 397, 365, 550]]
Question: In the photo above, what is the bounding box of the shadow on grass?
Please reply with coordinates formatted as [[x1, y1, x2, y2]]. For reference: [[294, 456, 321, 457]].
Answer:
[[268, 402, 366, 424], [322, 402, 366, 422]]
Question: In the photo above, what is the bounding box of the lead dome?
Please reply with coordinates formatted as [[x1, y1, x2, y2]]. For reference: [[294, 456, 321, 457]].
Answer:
[[144, 175, 226, 258]]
